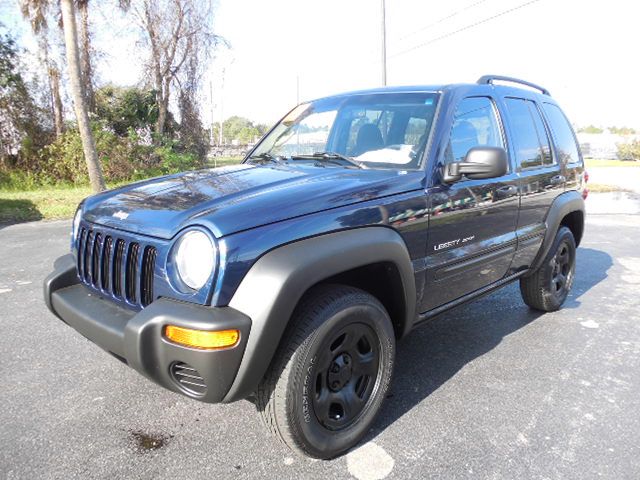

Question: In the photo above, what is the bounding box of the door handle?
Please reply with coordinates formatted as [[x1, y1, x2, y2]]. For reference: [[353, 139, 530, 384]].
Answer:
[[550, 175, 566, 186]]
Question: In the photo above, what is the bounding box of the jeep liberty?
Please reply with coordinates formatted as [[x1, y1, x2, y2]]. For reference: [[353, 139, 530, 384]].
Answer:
[[44, 75, 587, 458]]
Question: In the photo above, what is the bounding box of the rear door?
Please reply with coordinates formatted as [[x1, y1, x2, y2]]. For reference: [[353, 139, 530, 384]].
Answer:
[[422, 96, 520, 312], [501, 97, 564, 271]]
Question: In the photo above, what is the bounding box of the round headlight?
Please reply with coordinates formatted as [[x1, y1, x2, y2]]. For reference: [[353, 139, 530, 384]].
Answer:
[[72, 208, 82, 242], [174, 230, 216, 290]]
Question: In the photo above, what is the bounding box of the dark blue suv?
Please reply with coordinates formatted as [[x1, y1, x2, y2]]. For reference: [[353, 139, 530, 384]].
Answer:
[[44, 76, 586, 458]]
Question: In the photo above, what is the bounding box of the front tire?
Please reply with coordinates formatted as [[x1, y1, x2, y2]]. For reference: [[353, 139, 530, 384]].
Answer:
[[520, 226, 576, 311], [256, 285, 395, 459]]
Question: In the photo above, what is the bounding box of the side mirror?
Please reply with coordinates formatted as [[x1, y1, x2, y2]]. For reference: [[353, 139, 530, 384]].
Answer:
[[442, 146, 508, 183]]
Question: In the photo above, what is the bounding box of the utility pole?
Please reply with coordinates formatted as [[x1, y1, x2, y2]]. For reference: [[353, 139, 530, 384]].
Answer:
[[219, 67, 225, 146], [209, 80, 215, 146], [209, 80, 217, 167], [381, 0, 387, 86]]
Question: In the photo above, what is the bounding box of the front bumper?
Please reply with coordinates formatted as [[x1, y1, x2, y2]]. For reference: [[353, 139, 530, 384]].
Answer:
[[44, 254, 251, 403]]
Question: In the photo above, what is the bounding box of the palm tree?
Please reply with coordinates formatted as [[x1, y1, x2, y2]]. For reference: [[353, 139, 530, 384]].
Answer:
[[60, 0, 105, 192], [19, 0, 64, 137], [76, 0, 95, 112]]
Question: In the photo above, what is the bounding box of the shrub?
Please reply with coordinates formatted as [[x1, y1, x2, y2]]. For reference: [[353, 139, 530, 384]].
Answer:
[[617, 140, 640, 161], [0, 123, 205, 190]]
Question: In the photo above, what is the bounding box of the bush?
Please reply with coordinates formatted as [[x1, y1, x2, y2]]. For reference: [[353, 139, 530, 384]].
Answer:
[[95, 85, 158, 136], [0, 123, 205, 190], [617, 140, 640, 161]]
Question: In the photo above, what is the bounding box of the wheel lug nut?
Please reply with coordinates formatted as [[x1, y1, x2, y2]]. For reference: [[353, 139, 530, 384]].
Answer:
[[331, 365, 340, 373], [332, 381, 340, 389]]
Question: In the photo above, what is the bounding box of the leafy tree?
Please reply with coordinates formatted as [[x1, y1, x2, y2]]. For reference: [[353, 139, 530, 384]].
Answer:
[[19, 0, 65, 137], [95, 85, 158, 136], [0, 31, 48, 165], [609, 126, 636, 136], [577, 125, 603, 134], [124, 0, 225, 138], [218, 116, 267, 144]]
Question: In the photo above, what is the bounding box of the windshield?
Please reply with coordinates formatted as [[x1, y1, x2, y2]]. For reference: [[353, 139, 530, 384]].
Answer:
[[250, 92, 439, 170]]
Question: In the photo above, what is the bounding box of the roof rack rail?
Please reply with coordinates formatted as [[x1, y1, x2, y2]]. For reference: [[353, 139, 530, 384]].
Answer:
[[477, 75, 551, 96]]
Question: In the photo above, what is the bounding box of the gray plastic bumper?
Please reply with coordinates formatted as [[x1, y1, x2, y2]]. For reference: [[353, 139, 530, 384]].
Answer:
[[44, 254, 251, 403]]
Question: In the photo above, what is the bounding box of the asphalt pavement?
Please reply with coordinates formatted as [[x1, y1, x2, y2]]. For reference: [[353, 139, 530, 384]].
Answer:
[[1, 195, 639, 480]]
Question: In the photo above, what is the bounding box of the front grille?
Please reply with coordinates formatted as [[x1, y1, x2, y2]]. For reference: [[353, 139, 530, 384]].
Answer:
[[76, 226, 157, 308], [170, 362, 207, 396]]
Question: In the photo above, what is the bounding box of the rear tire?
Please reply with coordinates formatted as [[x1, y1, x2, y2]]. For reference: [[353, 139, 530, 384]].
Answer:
[[256, 284, 395, 459], [520, 226, 576, 312]]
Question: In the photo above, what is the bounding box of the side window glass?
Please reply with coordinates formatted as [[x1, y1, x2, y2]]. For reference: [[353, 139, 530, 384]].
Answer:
[[529, 103, 553, 165], [445, 97, 504, 164], [505, 98, 545, 169], [271, 110, 337, 156], [542, 103, 581, 164]]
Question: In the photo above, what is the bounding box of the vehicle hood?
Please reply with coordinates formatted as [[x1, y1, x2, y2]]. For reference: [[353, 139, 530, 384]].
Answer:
[[82, 163, 423, 239]]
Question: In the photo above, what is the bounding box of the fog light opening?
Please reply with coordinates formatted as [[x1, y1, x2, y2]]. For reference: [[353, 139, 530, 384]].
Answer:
[[170, 362, 207, 397]]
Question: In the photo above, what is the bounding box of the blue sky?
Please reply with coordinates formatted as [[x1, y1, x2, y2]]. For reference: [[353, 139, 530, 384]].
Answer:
[[3, 0, 639, 128]]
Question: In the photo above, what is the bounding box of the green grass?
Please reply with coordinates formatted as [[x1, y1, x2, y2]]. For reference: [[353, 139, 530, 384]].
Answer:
[[585, 158, 640, 168], [0, 185, 94, 223], [0, 158, 245, 225], [587, 183, 632, 193]]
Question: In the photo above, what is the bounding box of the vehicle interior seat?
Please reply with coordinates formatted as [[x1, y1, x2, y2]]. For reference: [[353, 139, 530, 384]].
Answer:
[[353, 123, 384, 156]]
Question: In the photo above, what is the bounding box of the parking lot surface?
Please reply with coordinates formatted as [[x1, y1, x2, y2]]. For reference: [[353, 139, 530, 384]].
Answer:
[[1, 198, 639, 479]]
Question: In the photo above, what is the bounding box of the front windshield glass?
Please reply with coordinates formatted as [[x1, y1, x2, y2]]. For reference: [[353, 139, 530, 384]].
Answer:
[[250, 92, 439, 170]]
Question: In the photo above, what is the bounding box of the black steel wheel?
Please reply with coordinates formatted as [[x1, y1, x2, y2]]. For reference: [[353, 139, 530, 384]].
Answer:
[[550, 240, 573, 296], [312, 322, 381, 431], [256, 284, 395, 459], [520, 226, 576, 311]]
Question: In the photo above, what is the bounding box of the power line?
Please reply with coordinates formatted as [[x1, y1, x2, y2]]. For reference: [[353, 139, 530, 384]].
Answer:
[[390, 0, 542, 59], [398, 0, 490, 41]]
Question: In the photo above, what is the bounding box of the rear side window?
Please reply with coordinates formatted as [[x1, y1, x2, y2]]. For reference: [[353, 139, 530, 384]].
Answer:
[[504, 98, 552, 169], [445, 97, 504, 164], [542, 103, 581, 164]]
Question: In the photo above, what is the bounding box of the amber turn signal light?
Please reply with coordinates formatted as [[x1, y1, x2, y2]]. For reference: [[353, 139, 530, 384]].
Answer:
[[164, 325, 240, 350]]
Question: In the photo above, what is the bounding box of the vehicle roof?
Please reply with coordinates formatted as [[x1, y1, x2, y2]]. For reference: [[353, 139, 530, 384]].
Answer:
[[310, 81, 555, 104]]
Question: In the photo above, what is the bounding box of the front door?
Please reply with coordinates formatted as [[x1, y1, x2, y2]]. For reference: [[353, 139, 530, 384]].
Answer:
[[421, 96, 520, 313]]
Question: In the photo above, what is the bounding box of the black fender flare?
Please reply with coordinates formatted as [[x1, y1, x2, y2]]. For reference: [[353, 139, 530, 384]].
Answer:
[[527, 190, 585, 275], [223, 226, 416, 402]]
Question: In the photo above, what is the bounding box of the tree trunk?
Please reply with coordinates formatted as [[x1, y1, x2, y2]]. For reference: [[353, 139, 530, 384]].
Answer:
[[60, 0, 105, 193], [156, 79, 170, 137], [77, 0, 95, 113], [49, 67, 64, 137]]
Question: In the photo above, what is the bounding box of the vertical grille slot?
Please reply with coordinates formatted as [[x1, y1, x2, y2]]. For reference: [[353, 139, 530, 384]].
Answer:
[[91, 233, 102, 287], [125, 243, 140, 303], [113, 239, 125, 298], [141, 246, 157, 307], [101, 236, 113, 292], [77, 228, 87, 278], [83, 231, 94, 283]]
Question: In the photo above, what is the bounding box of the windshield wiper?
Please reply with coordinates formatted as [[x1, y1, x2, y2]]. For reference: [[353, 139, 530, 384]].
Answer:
[[290, 152, 362, 169], [247, 152, 283, 164]]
